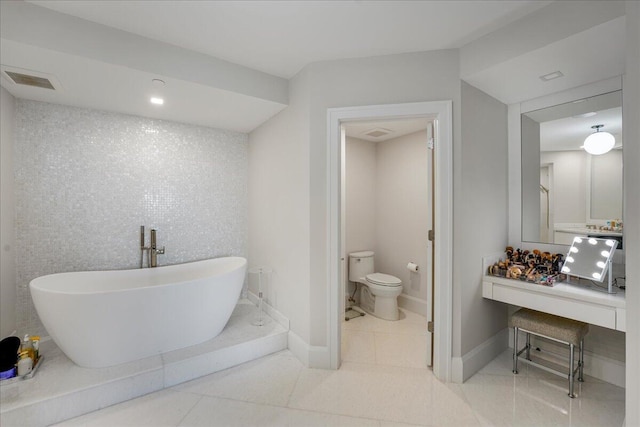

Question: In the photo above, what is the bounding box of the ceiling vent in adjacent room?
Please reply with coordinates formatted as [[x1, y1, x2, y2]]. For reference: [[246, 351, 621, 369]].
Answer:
[[363, 127, 392, 138], [1, 66, 60, 90]]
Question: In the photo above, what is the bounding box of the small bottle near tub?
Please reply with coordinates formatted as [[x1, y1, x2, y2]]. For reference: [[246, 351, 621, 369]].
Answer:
[[32, 336, 40, 361], [17, 351, 33, 376], [21, 334, 35, 361]]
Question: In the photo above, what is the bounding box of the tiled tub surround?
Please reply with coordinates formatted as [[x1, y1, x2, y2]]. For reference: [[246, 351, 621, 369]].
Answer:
[[0, 300, 288, 427], [14, 100, 248, 336]]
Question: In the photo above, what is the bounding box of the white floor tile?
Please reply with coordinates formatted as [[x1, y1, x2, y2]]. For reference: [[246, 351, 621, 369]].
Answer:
[[461, 371, 625, 427], [429, 381, 480, 427], [179, 395, 379, 427], [342, 308, 426, 335], [287, 362, 433, 425], [342, 307, 428, 369], [42, 340, 624, 427], [342, 330, 377, 364], [172, 351, 303, 407], [7, 282, 627, 427], [53, 389, 201, 427], [374, 332, 427, 369], [379, 422, 424, 427]]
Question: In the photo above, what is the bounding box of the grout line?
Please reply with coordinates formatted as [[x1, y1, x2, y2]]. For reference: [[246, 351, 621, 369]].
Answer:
[[175, 394, 204, 427], [284, 362, 304, 409]]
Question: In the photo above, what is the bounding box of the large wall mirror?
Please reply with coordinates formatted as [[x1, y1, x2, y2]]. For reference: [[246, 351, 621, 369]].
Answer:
[[521, 90, 623, 248]]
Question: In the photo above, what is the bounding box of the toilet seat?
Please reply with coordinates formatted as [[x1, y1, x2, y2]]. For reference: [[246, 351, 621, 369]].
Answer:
[[365, 273, 401, 287]]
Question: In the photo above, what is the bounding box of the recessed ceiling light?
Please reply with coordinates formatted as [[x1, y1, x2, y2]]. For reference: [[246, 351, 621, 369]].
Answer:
[[150, 97, 164, 105], [539, 71, 564, 82]]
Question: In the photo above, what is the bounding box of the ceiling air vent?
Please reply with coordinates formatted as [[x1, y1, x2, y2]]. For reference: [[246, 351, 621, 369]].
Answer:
[[1, 66, 61, 91], [4, 71, 55, 90], [364, 128, 391, 138]]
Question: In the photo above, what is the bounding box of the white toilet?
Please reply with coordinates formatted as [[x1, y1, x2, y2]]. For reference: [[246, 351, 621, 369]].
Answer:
[[348, 251, 403, 321]]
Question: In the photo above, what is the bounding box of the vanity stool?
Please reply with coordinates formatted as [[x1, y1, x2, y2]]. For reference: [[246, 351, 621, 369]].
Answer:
[[510, 308, 589, 398]]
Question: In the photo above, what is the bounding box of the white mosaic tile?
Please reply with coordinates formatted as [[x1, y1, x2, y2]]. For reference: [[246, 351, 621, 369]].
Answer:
[[14, 100, 248, 336]]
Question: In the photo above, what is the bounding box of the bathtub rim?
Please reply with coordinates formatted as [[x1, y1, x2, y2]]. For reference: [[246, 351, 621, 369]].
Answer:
[[29, 256, 247, 295]]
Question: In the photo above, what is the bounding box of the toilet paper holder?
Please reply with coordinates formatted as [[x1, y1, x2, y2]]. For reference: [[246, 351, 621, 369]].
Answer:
[[407, 262, 419, 272]]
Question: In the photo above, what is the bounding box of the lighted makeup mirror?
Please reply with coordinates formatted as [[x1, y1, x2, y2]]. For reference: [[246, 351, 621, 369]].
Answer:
[[562, 236, 618, 293]]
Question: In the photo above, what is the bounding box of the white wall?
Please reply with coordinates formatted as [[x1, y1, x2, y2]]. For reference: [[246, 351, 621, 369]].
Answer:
[[521, 115, 541, 241], [306, 50, 462, 349], [248, 69, 311, 344], [540, 151, 587, 223], [538, 149, 623, 226], [375, 131, 429, 303], [14, 100, 248, 336], [624, 1, 640, 424], [591, 149, 623, 220], [345, 137, 376, 259], [250, 50, 468, 362], [250, 50, 513, 375], [0, 86, 16, 338], [456, 81, 508, 357]]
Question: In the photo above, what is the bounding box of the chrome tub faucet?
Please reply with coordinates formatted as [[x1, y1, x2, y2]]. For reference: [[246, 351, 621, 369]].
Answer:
[[140, 226, 165, 268]]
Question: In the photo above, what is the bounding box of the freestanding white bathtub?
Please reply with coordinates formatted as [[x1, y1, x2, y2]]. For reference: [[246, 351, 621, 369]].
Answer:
[[30, 257, 247, 368]]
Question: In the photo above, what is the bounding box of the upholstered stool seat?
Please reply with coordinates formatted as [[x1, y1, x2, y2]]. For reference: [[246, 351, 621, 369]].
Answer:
[[510, 308, 589, 398]]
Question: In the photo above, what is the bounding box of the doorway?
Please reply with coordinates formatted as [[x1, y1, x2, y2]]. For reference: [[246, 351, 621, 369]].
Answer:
[[540, 164, 554, 243], [341, 118, 434, 367], [327, 101, 453, 381]]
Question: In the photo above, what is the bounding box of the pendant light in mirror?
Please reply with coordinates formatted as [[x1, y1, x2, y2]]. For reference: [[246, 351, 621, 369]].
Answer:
[[583, 124, 615, 155]]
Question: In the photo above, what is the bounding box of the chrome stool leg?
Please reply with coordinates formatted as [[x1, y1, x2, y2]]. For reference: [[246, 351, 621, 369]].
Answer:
[[526, 332, 531, 360], [569, 344, 576, 398], [578, 338, 585, 382], [512, 327, 519, 374]]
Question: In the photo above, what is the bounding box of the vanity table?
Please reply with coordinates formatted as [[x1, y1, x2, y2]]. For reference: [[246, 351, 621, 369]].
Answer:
[[482, 275, 626, 332]]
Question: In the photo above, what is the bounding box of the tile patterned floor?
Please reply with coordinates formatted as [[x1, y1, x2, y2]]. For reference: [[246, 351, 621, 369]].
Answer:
[[342, 308, 428, 369], [54, 308, 625, 427]]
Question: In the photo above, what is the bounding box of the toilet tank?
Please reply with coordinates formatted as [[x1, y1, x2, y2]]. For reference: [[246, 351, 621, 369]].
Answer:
[[349, 251, 374, 281]]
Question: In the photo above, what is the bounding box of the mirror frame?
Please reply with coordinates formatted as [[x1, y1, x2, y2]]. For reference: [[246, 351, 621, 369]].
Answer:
[[508, 76, 625, 261]]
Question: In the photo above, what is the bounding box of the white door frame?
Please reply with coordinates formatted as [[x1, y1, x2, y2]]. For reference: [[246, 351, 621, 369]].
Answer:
[[327, 101, 453, 381]]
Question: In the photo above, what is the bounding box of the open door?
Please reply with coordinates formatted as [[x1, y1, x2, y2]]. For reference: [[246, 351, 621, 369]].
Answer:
[[426, 121, 435, 367]]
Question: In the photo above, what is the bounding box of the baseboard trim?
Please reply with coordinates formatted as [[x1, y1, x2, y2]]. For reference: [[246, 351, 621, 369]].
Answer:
[[247, 290, 290, 330], [287, 330, 309, 366], [452, 328, 509, 383], [397, 294, 428, 317], [287, 330, 331, 369]]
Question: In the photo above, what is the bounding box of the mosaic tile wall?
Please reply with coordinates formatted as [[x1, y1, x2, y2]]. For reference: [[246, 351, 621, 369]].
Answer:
[[14, 100, 248, 336]]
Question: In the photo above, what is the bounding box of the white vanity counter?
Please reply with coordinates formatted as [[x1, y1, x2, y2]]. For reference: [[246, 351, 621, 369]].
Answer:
[[554, 227, 623, 237], [482, 275, 626, 332]]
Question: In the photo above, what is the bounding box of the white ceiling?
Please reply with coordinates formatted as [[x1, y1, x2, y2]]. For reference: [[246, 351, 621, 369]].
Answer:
[[27, 0, 551, 79], [541, 107, 622, 152], [344, 118, 432, 142], [0, 1, 626, 133], [0, 40, 286, 133], [462, 16, 626, 105]]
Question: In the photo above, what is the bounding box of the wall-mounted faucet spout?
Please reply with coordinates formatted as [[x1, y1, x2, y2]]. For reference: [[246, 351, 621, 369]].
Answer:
[[149, 229, 165, 268], [140, 226, 165, 268]]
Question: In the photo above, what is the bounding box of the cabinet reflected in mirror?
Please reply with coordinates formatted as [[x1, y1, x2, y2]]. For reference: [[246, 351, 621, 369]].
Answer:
[[521, 90, 623, 247]]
